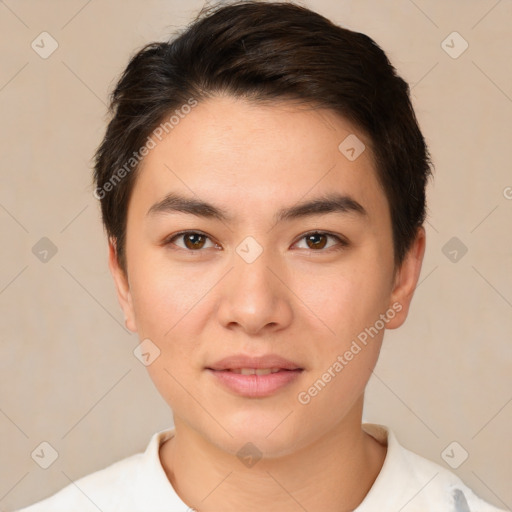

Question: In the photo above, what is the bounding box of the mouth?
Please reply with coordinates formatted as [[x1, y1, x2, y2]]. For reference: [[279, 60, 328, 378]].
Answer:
[[205, 367, 304, 397], [205, 353, 304, 397]]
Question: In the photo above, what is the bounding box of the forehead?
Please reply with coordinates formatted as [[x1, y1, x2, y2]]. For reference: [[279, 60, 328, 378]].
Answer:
[[129, 95, 387, 224]]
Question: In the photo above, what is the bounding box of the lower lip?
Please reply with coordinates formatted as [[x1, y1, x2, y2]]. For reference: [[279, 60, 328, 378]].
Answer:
[[206, 369, 303, 398]]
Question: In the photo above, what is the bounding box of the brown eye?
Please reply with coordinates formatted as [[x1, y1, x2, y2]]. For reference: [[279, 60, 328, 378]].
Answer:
[[294, 231, 347, 252], [305, 233, 328, 250], [183, 233, 206, 250], [166, 231, 217, 251]]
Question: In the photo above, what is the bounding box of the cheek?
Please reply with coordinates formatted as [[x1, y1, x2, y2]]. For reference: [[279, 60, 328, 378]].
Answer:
[[129, 255, 210, 338], [289, 250, 392, 404], [292, 253, 393, 344], [293, 266, 387, 417], [129, 265, 204, 406], [127, 256, 217, 381]]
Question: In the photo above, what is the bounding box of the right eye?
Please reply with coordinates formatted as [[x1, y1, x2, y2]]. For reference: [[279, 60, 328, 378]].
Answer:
[[164, 231, 221, 252]]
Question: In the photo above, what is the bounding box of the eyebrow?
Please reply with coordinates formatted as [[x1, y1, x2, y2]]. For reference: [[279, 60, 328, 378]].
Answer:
[[147, 191, 367, 223]]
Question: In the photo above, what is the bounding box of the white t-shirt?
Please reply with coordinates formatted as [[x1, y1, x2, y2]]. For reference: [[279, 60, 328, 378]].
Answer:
[[16, 423, 506, 512]]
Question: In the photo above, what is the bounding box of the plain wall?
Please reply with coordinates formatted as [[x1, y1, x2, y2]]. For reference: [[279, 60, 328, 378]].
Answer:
[[1, 0, 511, 510]]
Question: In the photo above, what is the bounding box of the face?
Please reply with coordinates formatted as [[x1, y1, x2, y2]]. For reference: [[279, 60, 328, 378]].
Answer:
[[109, 95, 425, 457]]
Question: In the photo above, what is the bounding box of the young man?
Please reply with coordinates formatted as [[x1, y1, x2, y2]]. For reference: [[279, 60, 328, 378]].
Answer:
[[17, 1, 506, 511]]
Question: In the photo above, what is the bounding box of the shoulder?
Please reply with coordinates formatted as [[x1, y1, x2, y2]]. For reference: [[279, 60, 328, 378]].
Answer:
[[361, 423, 507, 512], [15, 428, 179, 512], [15, 452, 145, 512], [402, 446, 505, 511]]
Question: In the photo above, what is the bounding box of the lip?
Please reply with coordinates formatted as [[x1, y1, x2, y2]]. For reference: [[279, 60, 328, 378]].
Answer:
[[205, 353, 304, 398], [206, 354, 303, 371], [206, 368, 303, 398]]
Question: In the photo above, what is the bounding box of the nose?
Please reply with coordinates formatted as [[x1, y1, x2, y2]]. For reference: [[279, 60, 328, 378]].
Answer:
[[216, 246, 293, 336]]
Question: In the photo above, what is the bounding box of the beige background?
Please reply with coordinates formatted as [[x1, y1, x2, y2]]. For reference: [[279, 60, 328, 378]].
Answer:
[[1, 0, 511, 510]]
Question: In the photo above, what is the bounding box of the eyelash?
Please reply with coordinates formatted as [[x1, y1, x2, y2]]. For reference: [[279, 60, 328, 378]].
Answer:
[[163, 230, 349, 254]]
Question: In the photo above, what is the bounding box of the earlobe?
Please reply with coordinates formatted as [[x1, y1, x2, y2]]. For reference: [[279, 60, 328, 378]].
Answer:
[[108, 239, 138, 333], [386, 227, 426, 330]]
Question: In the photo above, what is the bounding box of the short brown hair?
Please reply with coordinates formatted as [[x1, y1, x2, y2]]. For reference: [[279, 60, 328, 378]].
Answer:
[[93, 0, 433, 274]]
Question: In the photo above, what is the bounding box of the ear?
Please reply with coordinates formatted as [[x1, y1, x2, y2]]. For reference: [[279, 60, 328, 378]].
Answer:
[[108, 238, 137, 333], [386, 226, 426, 329]]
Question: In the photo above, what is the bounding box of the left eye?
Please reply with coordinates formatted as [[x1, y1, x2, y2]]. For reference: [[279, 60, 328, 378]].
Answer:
[[293, 231, 347, 251]]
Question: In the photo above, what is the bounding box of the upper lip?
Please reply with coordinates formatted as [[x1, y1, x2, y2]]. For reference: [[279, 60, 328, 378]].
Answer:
[[206, 354, 303, 371]]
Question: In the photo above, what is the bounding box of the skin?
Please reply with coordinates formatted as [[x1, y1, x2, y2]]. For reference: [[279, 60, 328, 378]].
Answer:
[[108, 95, 426, 512]]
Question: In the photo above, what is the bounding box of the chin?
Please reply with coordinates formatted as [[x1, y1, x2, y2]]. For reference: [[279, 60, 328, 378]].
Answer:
[[215, 413, 307, 458]]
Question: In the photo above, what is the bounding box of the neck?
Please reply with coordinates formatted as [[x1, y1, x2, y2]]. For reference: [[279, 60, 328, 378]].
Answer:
[[159, 398, 386, 512]]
